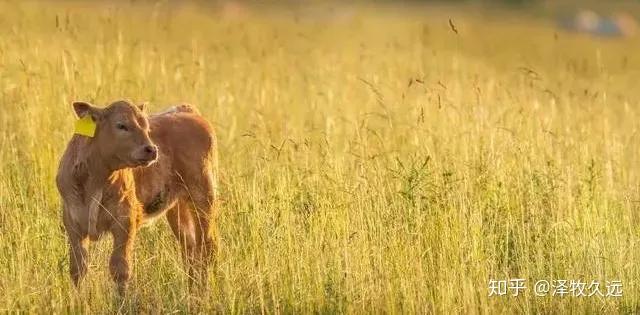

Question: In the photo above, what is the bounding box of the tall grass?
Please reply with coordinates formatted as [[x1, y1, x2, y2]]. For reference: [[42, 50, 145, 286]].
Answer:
[[1, 1, 640, 313]]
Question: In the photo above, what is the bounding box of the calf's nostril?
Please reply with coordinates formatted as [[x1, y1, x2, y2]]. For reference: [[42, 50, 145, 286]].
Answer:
[[144, 145, 158, 155]]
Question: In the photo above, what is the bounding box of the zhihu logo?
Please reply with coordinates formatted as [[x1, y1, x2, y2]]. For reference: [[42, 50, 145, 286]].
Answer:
[[488, 279, 622, 297]]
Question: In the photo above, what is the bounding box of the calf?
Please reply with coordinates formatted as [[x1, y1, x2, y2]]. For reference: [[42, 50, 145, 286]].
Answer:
[[55, 100, 219, 294]]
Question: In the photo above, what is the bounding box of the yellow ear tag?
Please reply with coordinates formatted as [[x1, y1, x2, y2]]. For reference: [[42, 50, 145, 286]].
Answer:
[[74, 115, 96, 137]]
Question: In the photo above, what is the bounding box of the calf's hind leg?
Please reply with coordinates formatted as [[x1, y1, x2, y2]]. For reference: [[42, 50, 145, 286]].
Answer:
[[166, 201, 198, 282], [168, 198, 219, 286], [191, 192, 218, 282], [179, 170, 219, 286]]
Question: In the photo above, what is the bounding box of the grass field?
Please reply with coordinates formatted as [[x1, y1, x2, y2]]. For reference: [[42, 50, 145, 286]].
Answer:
[[2, 1, 640, 313]]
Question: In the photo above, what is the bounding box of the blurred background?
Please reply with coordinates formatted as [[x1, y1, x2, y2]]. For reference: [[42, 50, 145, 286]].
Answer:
[[140, 0, 640, 39]]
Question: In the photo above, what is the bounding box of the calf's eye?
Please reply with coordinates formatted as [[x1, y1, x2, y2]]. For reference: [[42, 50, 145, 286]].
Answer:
[[116, 123, 129, 131]]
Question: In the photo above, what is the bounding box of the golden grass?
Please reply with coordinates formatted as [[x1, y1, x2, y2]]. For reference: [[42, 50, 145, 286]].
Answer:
[[1, 1, 640, 313]]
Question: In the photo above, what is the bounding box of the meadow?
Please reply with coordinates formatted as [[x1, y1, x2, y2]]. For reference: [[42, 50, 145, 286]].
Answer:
[[1, 1, 640, 313]]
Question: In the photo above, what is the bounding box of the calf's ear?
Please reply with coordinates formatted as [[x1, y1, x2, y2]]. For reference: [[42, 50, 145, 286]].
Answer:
[[137, 102, 147, 112], [72, 101, 102, 120]]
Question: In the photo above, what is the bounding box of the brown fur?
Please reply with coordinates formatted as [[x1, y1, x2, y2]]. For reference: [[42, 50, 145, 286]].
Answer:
[[55, 100, 219, 294]]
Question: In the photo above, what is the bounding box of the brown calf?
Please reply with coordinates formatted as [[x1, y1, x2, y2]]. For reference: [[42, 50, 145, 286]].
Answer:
[[55, 100, 218, 294]]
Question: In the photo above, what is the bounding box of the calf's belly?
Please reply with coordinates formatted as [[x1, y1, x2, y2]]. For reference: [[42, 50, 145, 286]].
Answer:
[[140, 189, 179, 223]]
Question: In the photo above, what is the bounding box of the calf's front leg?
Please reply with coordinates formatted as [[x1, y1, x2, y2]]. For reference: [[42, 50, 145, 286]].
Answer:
[[109, 213, 137, 295], [63, 206, 89, 287], [68, 229, 89, 287], [87, 190, 103, 241]]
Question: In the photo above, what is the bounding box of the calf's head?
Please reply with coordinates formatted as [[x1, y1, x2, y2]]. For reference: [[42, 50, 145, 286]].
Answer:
[[73, 100, 158, 169]]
